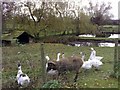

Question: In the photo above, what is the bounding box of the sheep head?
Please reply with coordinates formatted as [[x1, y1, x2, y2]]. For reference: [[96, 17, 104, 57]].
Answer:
[[47, 61, 57, 72]]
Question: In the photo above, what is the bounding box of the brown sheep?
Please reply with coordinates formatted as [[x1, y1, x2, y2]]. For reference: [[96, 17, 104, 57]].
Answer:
[[47, 56, 83, 82]]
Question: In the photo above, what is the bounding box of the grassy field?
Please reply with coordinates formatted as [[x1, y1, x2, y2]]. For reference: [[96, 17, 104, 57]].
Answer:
[[2, 43, 118, 88]]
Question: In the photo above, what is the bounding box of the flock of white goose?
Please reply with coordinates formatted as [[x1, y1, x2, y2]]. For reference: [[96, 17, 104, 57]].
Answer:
[[81, 48, 103, 70], [16, 47, 103, 87]]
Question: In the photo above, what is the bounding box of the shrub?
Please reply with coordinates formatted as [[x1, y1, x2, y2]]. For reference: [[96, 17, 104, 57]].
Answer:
[[42, 80, 61, 88]]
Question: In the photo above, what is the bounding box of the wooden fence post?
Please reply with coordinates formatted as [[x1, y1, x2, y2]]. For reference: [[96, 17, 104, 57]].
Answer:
[[40, 43, 46, 84], [118, 14, 120, 88], [0, 2, 2, 90], [114, 39, 118, 74]]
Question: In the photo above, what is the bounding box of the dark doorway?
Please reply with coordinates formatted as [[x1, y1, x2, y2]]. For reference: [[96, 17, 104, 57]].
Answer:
[[17, 32, 33, 44]]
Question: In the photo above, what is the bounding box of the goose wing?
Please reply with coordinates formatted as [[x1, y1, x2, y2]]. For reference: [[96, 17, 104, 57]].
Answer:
[[95, 56, 103, 61]]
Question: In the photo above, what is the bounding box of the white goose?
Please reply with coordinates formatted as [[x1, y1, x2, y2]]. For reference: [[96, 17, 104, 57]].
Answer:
[[95, 56, 103, 61], [80, 52, 92, 70], [45, 55, 50, 70], [89, 48, 103, 70], [91, 59, 103, 70], [62, 53, 65, 59], [89, 48, 103, 61], [45, 56, 50, 61], [16, 63, 30, 87], [56, 52, 61, 61]]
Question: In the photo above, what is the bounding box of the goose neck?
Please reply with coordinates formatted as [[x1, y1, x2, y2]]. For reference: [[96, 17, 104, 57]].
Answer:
[[18, 69, 23, 75], [82, 58, 85, 63], [57, 53, 60, 61]]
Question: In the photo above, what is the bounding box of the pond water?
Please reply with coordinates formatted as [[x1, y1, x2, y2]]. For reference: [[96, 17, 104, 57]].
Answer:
[[67, 34, 120, 47], [98, 43, 115, 47], [78, 34, 96, 37], [78, 34, 120, 38], [108, 34, 120, 38], [67, 42, 119, 47]]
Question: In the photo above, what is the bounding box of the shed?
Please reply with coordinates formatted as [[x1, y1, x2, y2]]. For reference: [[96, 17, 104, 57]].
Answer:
[[2, 40, 11, 46], [2, 31, 34, 46], [14, 31, 34, 44], [2, 33, 13, 46]]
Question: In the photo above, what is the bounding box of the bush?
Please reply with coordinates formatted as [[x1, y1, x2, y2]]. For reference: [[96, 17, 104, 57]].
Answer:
[[110, 72, 119, 79], [42, 80, 61, 88]]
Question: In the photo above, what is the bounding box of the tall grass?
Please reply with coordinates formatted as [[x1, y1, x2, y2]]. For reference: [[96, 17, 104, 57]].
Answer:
[[2, 43, 118, 88]]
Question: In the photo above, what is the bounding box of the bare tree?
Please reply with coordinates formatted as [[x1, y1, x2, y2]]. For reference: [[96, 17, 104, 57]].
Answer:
[[88, 2, 113, 26], [2, 2, 17, 32]]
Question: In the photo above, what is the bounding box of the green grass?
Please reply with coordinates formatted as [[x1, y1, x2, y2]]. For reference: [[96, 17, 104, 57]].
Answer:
[[2, 43, 118, 88]]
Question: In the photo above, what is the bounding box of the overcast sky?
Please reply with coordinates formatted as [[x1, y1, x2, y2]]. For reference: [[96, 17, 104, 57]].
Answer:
[[72, 0, 120, 19], [90, 0, 119, 19], [6, 0, 120, 19]]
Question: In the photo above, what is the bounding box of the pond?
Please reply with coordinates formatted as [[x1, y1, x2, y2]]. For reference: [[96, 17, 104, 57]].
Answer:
[[67, 41, 119, 47], [108, 34, 120, 38], [98, 42, 115, 47]]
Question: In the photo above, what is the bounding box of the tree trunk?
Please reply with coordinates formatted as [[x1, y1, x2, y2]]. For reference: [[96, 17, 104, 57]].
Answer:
[[76, 17, 80, 36], [118, 21, 120, 88]]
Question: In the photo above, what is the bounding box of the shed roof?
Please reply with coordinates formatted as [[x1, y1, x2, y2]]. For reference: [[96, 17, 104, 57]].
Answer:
[[12, 31, 25, 38], [2, 33, 13, 40], [2, 31, 34, 40]]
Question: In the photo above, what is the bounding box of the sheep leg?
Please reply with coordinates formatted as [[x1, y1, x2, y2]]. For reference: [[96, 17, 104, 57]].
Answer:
[[58, 72, 67, 81], [74, 72, 79, 82]]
